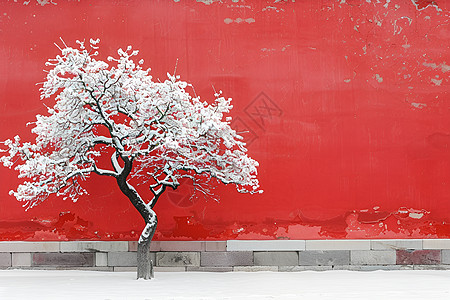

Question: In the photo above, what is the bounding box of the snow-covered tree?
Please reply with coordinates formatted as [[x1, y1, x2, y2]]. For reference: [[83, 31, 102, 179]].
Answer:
[[0, 39, 261, 279]]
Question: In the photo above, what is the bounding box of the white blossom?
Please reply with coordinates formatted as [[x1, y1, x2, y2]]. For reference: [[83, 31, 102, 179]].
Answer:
[[1, 39, 261, 210]]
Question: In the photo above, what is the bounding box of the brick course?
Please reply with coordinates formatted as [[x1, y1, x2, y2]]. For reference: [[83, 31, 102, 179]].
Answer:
[[371, 240, 423, 250], [0, 240, 449, 272], [60, 241, 128, 252], [0, 242, 59, 253]]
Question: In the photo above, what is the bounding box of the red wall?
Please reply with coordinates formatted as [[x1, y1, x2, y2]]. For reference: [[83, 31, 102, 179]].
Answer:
[[1, 0, 449, 241]]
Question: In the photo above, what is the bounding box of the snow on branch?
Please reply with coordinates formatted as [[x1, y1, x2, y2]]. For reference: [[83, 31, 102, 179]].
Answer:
[[1, 38, 261, 209]]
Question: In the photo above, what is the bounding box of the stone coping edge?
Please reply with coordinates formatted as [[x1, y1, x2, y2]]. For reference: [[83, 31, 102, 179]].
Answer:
[[0, 239, 449, 252]]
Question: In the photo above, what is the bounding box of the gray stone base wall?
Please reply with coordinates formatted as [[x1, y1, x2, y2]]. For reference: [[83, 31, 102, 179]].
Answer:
[[0, 240, 450, 272]]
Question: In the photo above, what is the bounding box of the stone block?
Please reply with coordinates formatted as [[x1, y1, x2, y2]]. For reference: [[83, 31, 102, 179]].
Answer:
[[159, 241, 205, 251], [205, 241, 227, 252], [12, 253, 31, 267], [233, 266, 278, 272], [0, 253, 11, 267], [154, 267, 186, 272], [334, 265, 412, 271], [156, 252, 200, 267], [279, 266, 333, 272], [413, 265, 450, 270], [32, 253, 94, 267], [186, 266, 233, 272], [371, 240, 422, 250], [128, 241, 160, 252], [298, 250, 350, 266], [95, 253, 108, 267], [351, 250, 396, 265], [60, 241, 128, 252], [0, 242, 59, 253], [107, 252, 141, 267], [423, 239, 450, 250], [306, 240, 370, 251], [114, 267, 137, 272], [77, 267, 113, 271], [128, 241, 137, 252], [30, 266, 113, 271], [227, 240, 305, 251], [442, 250, 450, 264], [201, 251, 253, 267], [254, 251, 298, 266], [396, 250, 440, 265]]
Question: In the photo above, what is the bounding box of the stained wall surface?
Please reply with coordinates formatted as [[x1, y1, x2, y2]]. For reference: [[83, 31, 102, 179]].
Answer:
[[0, 0, 449, 241]]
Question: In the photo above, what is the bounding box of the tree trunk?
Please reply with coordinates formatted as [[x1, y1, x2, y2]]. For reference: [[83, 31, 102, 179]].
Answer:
[[115, 157, 158, 280], [136, 210, 158, 280], [137, 239, 153, 280]]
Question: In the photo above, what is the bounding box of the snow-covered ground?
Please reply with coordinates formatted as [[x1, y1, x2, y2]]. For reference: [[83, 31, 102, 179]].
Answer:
[[1, 269, 449, 299]]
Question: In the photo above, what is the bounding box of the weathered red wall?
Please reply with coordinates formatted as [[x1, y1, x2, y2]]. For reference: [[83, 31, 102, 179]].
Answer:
[[0, 0, 449, 241]]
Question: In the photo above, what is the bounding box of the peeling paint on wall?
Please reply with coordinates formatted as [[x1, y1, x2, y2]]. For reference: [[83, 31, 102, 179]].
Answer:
[[431, 77, 443, 86], [410, 0, 442, 11], [196, 0, 221, 5], [224, 17, 255, 24], [393, 16, 412, 34], [339, 0, 441, 12], [262, 6, 285, 12], [411, 102, 427, 109], [1, 0, 450, 241], [16, 0, 57, 5], [423, 62, 450, 73], [374, 74, 383, 83]]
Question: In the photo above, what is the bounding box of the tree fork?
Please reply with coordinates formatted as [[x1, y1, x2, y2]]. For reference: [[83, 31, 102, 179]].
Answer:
[[116, 157, 157, 280]]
